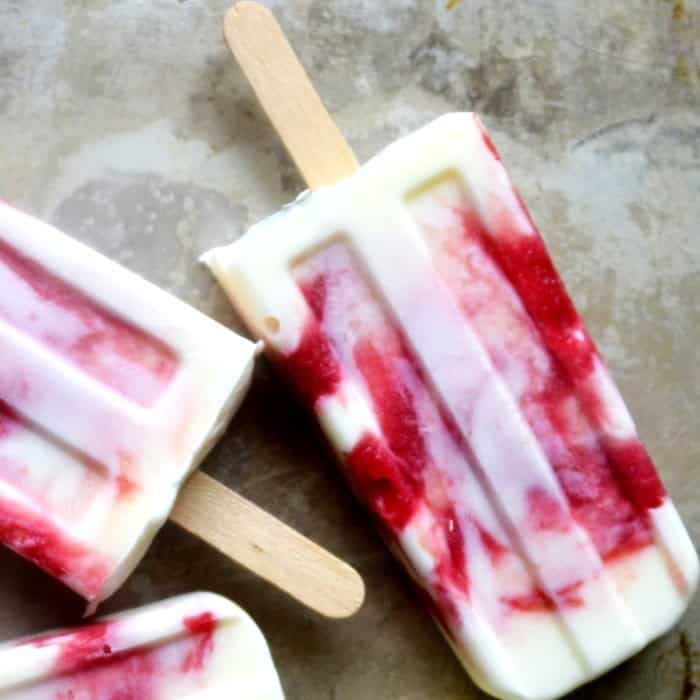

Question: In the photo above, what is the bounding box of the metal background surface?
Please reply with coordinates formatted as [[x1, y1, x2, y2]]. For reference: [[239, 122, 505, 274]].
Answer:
[[0, 1, 698, 698]]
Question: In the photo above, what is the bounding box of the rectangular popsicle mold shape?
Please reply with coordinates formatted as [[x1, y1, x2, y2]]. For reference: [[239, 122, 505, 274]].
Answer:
[[0, 592, 285, 699], [0, 202, 257, 606], [205, 113, 699, 700]]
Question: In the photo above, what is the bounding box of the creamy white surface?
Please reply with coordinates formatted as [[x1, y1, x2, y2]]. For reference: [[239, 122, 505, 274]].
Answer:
[[0, 203, 258, 605], [0, 592, 285, 700]]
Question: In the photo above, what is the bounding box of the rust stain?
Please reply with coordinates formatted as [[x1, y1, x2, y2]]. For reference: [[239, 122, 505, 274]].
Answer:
[[672, 0, 685, 21], [674, 54, 690, 81], [446, 0, 463, 8]]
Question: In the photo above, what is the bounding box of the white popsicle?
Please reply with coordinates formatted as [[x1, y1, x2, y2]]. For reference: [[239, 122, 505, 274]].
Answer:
[[0, 592, 284, 699]]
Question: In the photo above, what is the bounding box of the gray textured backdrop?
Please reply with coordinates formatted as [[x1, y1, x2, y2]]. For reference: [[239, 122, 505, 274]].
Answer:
[[0, 1, 698, 698]]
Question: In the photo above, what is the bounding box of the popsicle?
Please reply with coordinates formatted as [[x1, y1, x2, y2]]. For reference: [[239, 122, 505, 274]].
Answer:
[[0, 592, 285, 699], [204, 5, 699, 699], [0, 201, 364, 619]]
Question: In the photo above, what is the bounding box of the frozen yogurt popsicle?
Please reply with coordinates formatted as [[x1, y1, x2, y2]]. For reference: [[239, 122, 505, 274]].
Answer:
[[0, 592, 284, 699], [205, 6, 698, 699], [0, 201, 364, 619]]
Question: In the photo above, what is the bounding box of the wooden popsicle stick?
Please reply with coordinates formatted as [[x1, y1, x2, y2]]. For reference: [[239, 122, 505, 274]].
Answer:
[[224, 1, 359, 189], [172, 471, 365, 618]]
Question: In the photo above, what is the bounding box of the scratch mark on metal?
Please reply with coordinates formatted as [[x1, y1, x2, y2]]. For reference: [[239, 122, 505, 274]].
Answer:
[[550, 28, 677, 71], [571, 113, 657, 151]]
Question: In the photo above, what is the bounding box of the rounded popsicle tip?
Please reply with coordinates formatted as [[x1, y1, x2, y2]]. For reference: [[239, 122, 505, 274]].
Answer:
[[225, 2, 275, 44], [316, 561, 366, 619]]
